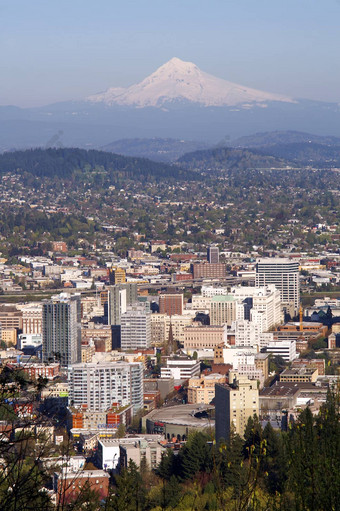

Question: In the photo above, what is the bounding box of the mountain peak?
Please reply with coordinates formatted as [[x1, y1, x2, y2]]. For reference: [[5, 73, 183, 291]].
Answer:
[[159, 57, 198, 72], [87, 58, 295, 108]]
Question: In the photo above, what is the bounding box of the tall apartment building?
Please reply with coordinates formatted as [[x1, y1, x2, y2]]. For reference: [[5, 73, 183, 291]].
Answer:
[[42, 294, 81, 368], [255, 258, 300, 315], [107, 283, 138, 326], [215, 376, 259, 441], [207, 245, 219, 264], [68, 361, 143, 413], [121, 304, 151, 350], [159, 293, 184, 316]]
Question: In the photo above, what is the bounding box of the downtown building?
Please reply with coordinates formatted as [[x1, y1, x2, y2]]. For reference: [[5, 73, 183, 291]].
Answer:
[[255, 258, 300, 315], [159, 292, 184, 316], [207, 245, 219, 264], [107, 283, 138, 326], [42, 293, 81, 368], [68, 360, 143, 413], [215, 376, 259, 441], [121, 303, 151, 350]]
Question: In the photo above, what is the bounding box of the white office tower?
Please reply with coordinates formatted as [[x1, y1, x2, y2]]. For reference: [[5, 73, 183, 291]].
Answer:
[[121, 304, 151, 350], [42, 293, 81, 368], [68, 361, 143, 413], [233, 320, 257, 347], [255, 259, 300, 315], [230, 285, 282, 330]]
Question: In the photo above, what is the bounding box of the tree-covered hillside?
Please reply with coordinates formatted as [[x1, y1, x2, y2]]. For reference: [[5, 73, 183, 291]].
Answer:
[[230, 130, 340, 148], [0, 148, 196, 182], [177, 146, 287, 172], [256, 142, 340, 166], [102, 137, 210, 163]]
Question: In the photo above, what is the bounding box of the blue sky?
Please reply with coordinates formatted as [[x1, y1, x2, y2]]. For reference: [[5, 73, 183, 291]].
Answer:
[[1, 0, 339, 106]]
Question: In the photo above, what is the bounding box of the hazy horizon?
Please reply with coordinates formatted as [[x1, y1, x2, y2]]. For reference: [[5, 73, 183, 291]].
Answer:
[[1, 0, 340, 108]]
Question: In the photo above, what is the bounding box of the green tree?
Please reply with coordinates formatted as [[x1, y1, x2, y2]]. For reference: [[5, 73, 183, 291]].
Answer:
[[108, 461, 146, 511]]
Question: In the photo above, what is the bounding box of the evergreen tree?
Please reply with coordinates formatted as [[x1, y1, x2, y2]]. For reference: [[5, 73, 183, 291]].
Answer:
[[177, 432, 212, 481], [108, 461, 146, 511]]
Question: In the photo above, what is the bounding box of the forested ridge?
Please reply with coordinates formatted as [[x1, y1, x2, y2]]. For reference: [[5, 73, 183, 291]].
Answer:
[[256, 142, 340, 165], [177, 146, 287, 172], [0, 148, 197, 181]]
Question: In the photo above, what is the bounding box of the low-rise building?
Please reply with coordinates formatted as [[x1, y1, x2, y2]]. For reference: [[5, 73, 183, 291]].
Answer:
[[188, 373, 227, 404], [97, 435, 164, 471], [81, 343, 96, 363], [120, 439, 165, 470], [54, 469, 109, 505], [264, 340, 297, 362], [160, 357, 200, 381], [279, 367, 318, 383], [184, 324, 228, 351]]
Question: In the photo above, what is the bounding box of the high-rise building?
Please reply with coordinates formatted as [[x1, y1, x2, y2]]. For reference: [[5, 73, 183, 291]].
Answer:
[[255, 258, 300, 315], [210, 295, 241, 326], [42, 294, 81, 368], [107, 283, 138, 326], [68, 361, 143, 413], [121, 304, 151, 350], [207, 245, 219, 264], [230, 285, 282, 330], [215, 376, 259, 441], [159, 293, 183, 316]]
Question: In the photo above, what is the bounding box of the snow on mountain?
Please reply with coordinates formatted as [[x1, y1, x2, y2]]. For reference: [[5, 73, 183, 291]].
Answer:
[[87, 57, 295, 108]]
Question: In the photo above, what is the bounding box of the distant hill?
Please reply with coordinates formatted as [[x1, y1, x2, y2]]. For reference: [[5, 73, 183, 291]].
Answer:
[[177, 146, 288, 172], [0, 148, 196, 182], [102, 138, 210, 163], [256, 142, 340, 166], [229, 130, 340, 148]]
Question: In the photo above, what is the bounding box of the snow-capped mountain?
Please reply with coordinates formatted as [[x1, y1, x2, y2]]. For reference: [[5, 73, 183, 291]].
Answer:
[[87, 57, 295, 108], [1, 58, 340, 151]]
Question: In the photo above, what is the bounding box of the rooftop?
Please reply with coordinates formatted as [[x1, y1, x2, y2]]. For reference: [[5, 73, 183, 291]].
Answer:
[[143, 404, 214, 428]]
